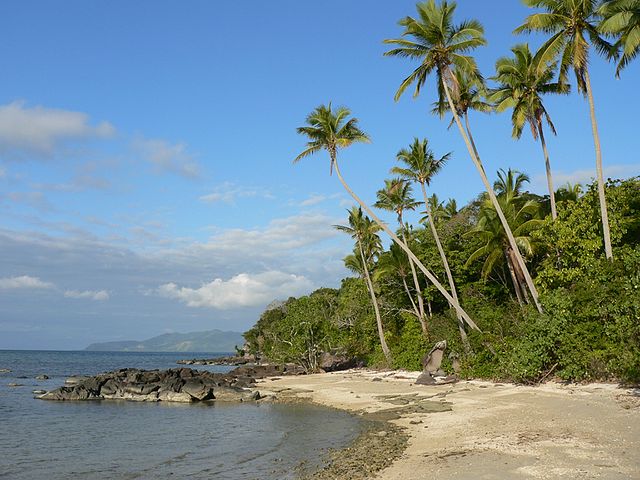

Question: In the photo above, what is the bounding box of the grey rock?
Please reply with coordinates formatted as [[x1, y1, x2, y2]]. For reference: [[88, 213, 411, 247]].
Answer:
[[35, 374, 49, 380], [421, 340, 447, 374], [8, 382, 23, 387], [0, 368, 11, 373]]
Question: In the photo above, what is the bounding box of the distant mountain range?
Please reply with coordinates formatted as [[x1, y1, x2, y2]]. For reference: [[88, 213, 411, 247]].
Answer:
[[85, 329, 244, 353]]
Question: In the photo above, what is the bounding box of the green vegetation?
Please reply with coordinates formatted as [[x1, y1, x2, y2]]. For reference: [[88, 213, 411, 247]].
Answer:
[[244, 0, 640, 384]]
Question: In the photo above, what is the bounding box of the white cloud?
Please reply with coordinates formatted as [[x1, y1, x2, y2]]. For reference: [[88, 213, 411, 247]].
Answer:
[[532, 163, 640, 192], [158, 271, 314, 309], [4, 191, 54, 211], [0, 101, 115, 157], [199, 181, 274, 204], [64, 289, 110, 301], [133, 137, 200, 178], [0, 275, 53, 290]]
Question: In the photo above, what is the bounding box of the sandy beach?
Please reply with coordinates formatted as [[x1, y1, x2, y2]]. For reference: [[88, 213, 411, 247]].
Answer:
[[259, 370, 640, 479]]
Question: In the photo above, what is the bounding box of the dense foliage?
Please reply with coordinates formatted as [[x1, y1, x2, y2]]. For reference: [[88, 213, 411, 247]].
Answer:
[[244, 178, 640, 383]]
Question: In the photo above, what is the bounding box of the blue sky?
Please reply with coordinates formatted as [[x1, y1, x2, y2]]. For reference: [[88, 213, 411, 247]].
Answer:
[[0, 1, 638, 349]]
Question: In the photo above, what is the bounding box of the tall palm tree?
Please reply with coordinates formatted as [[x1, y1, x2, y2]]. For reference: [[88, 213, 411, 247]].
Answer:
[[335, 207, 391, 362], [384, 0, 544, 313], [467, 169, 543, 305], [515, 0, 616, 260], [491, 43, 570, 220], [374, 178, 428, 334], [598, 0, 640, 76], [392, 138, 469, 348], [294, 103, 480, 332]]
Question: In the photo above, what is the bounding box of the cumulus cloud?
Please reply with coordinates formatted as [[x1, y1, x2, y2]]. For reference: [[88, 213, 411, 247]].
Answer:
[[157, 271, 314, 309], [0, 101, 115, 158], [64, 289, 110, 301], [133, 137, 200, 178], [199, 182, 274, 204], [0, 275, 53, 289]]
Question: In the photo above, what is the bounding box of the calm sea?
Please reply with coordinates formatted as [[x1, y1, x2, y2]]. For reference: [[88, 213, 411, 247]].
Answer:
[[0, 350, 361, 479]]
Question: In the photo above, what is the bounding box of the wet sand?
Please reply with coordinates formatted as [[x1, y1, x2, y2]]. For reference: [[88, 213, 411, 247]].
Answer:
[[258, 369, 640, 479]]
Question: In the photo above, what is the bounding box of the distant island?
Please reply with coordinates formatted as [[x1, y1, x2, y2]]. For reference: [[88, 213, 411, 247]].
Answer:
[[85, 329, 244, 353]]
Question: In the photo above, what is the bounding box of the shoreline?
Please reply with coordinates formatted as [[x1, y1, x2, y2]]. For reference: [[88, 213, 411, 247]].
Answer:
[[258, 369, 640, 479]]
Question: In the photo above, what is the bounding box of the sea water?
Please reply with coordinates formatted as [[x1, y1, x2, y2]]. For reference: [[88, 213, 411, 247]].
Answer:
[[0, 350, 361, 479]]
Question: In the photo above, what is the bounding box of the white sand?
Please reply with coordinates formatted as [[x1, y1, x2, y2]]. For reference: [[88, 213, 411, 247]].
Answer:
[[258, 370, 640, 479]]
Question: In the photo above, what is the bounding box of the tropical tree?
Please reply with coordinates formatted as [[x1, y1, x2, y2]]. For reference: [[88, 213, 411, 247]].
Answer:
[[375, 243, 422, 321], [491, 43, 570, 220], [467, 169, 544, 305], [335, 206, 391, 362], [374, 178, 428, 334], [432, 68, 493, 162], [515, 0, 616, 259], [556, 182, 584, 202], [598, 0, 640, 76], [294, 103, 480, 332], [392, 138, 469, 347], [442, 198, 458, 220], [384, 0, 544, 313]]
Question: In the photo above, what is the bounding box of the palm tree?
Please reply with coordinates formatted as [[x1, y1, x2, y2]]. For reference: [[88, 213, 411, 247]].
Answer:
[[515, 0, 615, 260], [598, 0, 640, 76], [335, 207, 391, 362], [384, 0, 544, 313], [392, 138, 469, 348], [375, 243, 422, 321], [442, 198, 458, 220], [294, 103, 480, 332], [374, 178, 429, 334], [556, 182, 584, 202], [432, 68, 493, 163], [467, 169, 544, 305], [491, 43, 570, 220]]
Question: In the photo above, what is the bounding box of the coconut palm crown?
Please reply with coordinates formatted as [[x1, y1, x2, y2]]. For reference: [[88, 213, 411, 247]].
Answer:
[[294, 103, 369, 175], [598, 0, 640, 76], [491, 43, 569, 140], [383, 0, 486, 102]]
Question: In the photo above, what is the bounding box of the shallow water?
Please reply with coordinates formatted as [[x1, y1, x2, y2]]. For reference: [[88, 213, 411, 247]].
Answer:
[[0, 350, 361, 479]]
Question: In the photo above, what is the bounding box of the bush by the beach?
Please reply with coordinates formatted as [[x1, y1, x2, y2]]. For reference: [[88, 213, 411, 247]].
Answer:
[[245, 178, 640, 384]]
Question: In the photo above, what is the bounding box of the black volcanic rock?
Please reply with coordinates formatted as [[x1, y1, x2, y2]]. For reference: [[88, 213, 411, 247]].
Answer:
[[37, 367, 265, 404]]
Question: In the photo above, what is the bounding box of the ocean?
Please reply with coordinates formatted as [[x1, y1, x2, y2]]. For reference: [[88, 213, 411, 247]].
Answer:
[[0, 350, 361, 479]]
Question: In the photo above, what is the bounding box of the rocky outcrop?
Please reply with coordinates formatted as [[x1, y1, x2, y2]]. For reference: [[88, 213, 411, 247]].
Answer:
[[416, 341, 458, 386], [37, 367, 264, 403]]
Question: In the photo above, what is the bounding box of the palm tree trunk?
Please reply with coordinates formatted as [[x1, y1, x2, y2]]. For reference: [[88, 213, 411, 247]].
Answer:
[[402, 276, 421, 319], [332, 157, 482, 333], [420, 182, 469, 350], [441, 74, 543, 314], [401, 229, 428, 335], [505, 248, 524, 305], [464, 113, 483, 174], [584, 69, 613, 260], [538, 123, 557, 220], [358, 241, 391, 363]]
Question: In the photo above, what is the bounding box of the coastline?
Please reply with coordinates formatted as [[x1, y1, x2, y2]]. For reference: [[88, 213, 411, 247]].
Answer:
[[258, 369, 640, 479]]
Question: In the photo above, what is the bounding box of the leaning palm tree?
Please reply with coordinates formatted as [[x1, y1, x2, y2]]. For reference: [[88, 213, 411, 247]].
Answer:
[[335, 207, 391, 362], [392, 138, 469, 348], [384, 0, 544, 313], [515, 0, 616, 259], [598, 0, 640, 76], [491, 43, 570, 220], [294, 103, 480, 332], [374, 178, 428, 334]]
